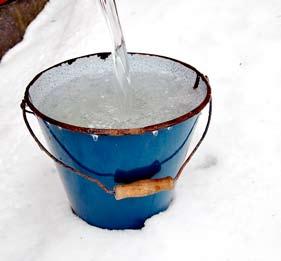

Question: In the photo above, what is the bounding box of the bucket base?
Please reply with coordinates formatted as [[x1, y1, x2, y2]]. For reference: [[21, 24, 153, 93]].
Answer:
[[71, 207, 144, 230], [70, 197, 172, 230]]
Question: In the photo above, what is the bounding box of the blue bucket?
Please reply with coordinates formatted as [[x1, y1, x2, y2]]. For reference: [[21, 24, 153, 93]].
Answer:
[[21, 52, 212, 229]]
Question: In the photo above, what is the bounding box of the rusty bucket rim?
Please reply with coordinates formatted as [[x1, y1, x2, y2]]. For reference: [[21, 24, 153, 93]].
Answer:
[[24, 52, 212, 136]]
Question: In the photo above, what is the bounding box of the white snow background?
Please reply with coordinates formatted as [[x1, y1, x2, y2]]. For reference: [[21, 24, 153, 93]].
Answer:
[[1, 0, 281, 260]]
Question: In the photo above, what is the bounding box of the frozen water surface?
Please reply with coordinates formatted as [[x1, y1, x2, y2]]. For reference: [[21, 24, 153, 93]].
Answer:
[[33, 54, 207, 129]]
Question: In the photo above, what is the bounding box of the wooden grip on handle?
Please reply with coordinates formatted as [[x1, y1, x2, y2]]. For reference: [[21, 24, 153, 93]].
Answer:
[[114, 177, 174, 200]]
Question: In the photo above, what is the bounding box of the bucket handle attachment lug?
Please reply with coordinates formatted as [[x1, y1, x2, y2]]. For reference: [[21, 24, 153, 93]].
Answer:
[[21, 96, 212, 200]]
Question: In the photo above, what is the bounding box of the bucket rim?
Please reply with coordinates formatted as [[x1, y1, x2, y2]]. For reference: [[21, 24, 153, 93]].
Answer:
[[24, 52, 212, 136]]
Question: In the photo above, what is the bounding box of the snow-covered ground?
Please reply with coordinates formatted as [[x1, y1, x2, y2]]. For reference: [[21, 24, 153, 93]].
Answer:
[[1, 0, 281, 260]]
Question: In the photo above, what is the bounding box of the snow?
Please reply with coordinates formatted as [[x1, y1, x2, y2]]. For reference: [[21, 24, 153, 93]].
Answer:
[[0, 0, 281, 260]]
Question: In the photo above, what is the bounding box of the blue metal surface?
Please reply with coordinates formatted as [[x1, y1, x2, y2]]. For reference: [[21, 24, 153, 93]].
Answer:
[[38, 115, 198, 229]]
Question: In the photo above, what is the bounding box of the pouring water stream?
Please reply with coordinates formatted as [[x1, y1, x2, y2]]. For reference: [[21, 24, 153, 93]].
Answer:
[[99, 0, 133, 111]]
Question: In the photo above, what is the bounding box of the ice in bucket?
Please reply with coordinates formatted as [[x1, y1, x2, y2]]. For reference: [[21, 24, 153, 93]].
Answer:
[[37, 54, 207, 129]]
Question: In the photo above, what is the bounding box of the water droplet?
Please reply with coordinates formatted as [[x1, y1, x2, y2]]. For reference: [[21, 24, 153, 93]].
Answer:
[[92, 134, 99, 141], [152, 130, 158, 136], [167, 126, 172, 131], [58, 126, 62, 130]]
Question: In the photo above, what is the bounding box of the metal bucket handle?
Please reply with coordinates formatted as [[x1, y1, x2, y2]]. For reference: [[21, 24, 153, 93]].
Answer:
[[21, 95, 212, 201]]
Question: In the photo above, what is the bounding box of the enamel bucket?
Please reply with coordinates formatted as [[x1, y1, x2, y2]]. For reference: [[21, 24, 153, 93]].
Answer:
[[21, 52, 212, 229]]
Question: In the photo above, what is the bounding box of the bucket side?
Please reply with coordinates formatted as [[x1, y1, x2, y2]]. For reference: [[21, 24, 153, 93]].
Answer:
[[37, 115, 198, 229]]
